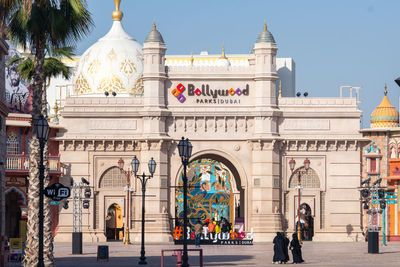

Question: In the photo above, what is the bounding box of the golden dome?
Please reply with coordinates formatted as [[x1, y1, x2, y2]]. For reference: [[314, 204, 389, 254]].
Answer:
[[370, 85, 399, 128]]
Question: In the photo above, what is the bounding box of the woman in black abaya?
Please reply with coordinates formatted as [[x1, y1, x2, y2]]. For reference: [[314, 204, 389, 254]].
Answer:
[[273, 232, 286, 264], [290, 233, 304, 264]]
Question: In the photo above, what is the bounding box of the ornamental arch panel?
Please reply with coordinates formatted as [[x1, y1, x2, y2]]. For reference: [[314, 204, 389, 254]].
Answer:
[[99, 166, 126, 189], [289, 167, 321, 189]]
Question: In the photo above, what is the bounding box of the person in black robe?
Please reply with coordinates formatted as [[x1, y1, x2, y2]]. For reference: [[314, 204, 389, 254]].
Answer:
[[273, 232, 285, 264], [290, 233, 304, 264], [282, 232, 290, 263]]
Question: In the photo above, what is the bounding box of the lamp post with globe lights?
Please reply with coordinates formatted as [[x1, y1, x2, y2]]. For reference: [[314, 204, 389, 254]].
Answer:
[[117, 157, 134, 245], [35, 115, 50, 267], [289, 158, 310, 243], [177, 137, 193, 267], [130, 156, 156, 265]]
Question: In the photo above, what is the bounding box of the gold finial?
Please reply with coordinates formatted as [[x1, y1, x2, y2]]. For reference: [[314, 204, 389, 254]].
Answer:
[[264, 21, 267, 31], [153, 20, 156, 30], [53, 100, 59, 120], [112, 0, 123, 21], [219, 43, 227, 59], [278, 80, 282, 98], [384, 83, 388, 96], [190, 53, 194, 66]]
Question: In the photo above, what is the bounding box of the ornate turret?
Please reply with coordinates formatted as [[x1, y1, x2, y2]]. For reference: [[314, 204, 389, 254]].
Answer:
[[256, 22, 276, 43], [370, 84, 399, 128], [144, 21, 165, 43]]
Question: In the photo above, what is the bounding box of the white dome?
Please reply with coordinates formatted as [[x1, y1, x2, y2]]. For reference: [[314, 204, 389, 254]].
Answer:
[[74, 20, 143, 97], [215, 58, 231, 67]]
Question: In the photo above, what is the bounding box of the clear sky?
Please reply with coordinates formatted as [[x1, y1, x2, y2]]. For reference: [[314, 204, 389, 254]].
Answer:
[[77, 0, 400, 127]]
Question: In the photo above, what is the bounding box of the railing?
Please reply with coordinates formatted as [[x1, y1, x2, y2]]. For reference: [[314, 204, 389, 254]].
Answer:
[[5, 153, 61, 172]]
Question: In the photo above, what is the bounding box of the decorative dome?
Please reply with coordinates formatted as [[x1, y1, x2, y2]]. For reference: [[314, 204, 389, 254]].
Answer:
[[74, 0, 143, 97], [370, 85, 399, 128], [145, 22, 164, 43], [215, 44, 230, 67], [256, 22, 275, 43]]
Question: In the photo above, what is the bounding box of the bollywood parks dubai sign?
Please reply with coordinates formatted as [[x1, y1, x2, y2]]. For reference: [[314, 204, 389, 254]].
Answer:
[[173, 226, 254, 245], [171, 83, 250, 104]]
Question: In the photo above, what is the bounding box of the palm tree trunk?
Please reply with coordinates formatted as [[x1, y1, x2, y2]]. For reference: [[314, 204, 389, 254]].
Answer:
[[42, 80, 55, 266], [23, 39, 45, 267]]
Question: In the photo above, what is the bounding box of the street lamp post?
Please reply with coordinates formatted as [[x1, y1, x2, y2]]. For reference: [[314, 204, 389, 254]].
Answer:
[[289, 158, 310, 243], [131, 156, 156, 265], [177, 137, 193, 267], [35, 115, 50, 267], [117, 158, 134, 245]]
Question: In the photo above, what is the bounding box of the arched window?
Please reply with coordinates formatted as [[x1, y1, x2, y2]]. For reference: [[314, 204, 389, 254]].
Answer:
[[6, 132, 20, 154], [99, 167, 126, 189], [289, 167, 320, 188]]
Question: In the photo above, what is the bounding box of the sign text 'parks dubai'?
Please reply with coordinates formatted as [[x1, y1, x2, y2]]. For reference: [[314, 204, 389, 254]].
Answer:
[[171, 83, 250, 104]]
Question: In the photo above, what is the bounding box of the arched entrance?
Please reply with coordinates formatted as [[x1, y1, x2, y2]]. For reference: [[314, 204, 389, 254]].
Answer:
[[5, 189, 25, 239], [175, 155, 245, 232], [105, 204, 124, 241], [298, 203, 313, 241]]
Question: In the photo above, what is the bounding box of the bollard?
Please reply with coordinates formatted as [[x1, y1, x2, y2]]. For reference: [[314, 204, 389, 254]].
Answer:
[[172, 250, 183, 267]]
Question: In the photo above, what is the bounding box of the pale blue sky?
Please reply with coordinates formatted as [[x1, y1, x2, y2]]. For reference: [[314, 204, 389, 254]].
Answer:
[[77, 0, 400, 127]]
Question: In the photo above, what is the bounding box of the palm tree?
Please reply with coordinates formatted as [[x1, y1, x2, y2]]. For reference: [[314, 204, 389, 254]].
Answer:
[[9, 46, 73, 265], [1, 1, 92, 266]]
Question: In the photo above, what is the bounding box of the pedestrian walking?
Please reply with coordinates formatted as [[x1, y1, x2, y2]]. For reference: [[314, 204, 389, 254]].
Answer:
[[272, 232, 286, 264], [290, 233, 304, 264], [282, 232, 290, 263], [194, 219, 203, 247]]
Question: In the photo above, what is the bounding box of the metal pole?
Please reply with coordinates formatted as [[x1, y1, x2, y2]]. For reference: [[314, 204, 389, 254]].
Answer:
[[124, 171, 131, 245], [297, 171, 302, 243], [182, 160, 189, 267], [38, 140, 45, 267], [383, 205, 386, 245], [139, 174, 147, 265]]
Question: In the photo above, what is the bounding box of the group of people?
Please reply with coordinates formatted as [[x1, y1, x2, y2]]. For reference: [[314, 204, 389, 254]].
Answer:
[[273, 232, 304, 264], [192, 217, 233, 247]]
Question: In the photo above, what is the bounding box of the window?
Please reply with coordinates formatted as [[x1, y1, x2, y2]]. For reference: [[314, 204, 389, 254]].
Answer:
[[99, 167, 126, 189], [289, 167, 320, 188], [370, 158, 377, 173], [6, 132, 20, 154]]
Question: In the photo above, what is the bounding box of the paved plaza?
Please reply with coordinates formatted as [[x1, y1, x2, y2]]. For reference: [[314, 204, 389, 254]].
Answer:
[[7, 241, 400, 267]]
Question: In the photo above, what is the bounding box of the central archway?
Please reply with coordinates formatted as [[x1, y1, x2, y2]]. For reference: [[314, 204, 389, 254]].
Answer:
[[175, 153, 245, 232]]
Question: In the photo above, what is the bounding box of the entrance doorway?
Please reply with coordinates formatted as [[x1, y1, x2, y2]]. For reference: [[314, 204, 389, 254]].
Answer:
[[175, 156, 244, 233], [5, 191, 22, 238], [105, 204, 124, 241], [298, 203, 314, 241]]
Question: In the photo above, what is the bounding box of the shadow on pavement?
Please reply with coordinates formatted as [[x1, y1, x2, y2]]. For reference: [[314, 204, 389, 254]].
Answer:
[[52, 254, 254, 267]]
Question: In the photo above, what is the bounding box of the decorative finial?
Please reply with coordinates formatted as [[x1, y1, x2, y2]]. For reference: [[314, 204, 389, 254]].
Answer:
[[279, 80, 282, 98], [153, 20, 156, 30], [190, 52, 194, 66], [219, 43, 227, 59], [112, 0, 123, 21], [384, 83, 387, 96], [264, 21, 267, 31]]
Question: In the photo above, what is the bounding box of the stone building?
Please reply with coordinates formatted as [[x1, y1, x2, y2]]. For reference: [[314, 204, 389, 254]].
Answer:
[[52, 2, 364, 243]]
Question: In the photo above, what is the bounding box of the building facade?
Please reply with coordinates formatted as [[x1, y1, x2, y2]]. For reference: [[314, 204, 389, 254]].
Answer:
[[0, 35, 10, 266], [52, 3, 364, 243], [2, 47, 62, 245], [361, 86, 400, 241]]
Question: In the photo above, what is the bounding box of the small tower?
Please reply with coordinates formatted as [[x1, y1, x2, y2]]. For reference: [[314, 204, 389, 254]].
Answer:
[[253, 22, 279, 107], [143, 21, 167, 108], [370, 84, 399, 128]]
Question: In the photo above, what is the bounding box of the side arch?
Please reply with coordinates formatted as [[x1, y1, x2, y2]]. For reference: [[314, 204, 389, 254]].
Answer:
[[5, 187, 26, 205]]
